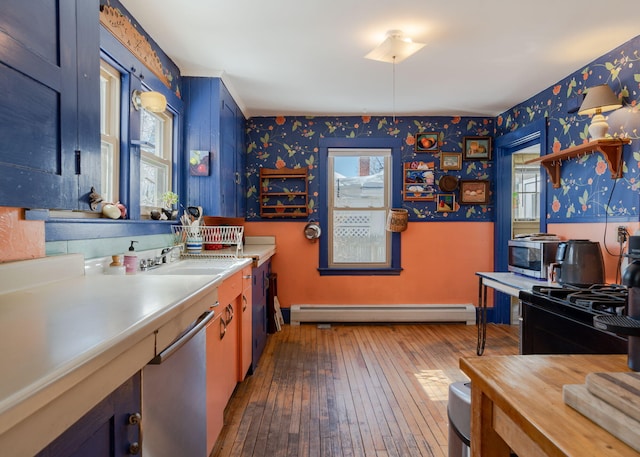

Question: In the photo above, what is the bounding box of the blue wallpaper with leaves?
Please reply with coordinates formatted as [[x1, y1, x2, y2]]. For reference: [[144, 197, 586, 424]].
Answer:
[[245, 116, 495, 221], [496, 35, 640, 222]]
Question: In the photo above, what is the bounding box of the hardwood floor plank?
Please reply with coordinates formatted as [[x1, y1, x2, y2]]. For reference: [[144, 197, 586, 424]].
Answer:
[[212, 323, 519, 457]]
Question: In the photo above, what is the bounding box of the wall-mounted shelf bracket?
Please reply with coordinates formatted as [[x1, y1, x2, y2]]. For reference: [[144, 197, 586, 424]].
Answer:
[[527, 138, 631, 188]]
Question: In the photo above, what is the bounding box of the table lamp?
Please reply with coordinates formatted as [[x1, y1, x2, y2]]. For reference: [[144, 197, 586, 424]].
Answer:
[[578, 84, 622, 139]]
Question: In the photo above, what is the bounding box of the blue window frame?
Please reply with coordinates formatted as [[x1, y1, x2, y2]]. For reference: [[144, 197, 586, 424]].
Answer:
[[317, 137, 403, 276]]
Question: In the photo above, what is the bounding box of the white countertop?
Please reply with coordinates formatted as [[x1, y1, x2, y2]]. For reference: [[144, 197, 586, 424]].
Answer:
[[0, 242, 274, 455], [476, 271, 551, 297]]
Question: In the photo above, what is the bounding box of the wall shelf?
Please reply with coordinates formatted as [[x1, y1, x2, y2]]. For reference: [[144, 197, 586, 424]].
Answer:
[[526, 138, 631, 188], [259, 167, 309, 218]]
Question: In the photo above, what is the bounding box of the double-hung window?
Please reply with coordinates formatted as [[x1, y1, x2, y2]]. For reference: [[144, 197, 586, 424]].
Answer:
[[325, 147, 397, 272], [139, 106, 173, 215], [99, 60, 121, 203]]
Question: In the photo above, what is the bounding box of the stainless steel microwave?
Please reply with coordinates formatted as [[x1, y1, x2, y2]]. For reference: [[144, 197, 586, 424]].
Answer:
[[508, 239, 560, 279]]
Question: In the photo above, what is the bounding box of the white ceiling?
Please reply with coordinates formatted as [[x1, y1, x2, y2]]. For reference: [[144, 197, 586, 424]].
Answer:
[[119, 0, 639, 119]]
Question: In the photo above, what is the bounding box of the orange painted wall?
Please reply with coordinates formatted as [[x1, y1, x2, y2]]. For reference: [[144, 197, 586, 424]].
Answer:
[[0, 207, 45, 263], [245, 221, 493, 309], [548, 222, 640, 284]]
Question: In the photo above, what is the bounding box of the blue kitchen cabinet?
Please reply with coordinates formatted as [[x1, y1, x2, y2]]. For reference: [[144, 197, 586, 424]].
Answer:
[[36, 373, 142, 457], [183, 77, 246, 217], [251, 259, 271, 371], [0, 0, 100, 210]]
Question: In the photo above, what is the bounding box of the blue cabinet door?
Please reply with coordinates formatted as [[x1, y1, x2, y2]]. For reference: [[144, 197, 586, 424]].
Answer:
[[0, 0, 99, 210], [36, 373, 142, 457], [183, 77, 246, 217], [219, 87, 238, 216]]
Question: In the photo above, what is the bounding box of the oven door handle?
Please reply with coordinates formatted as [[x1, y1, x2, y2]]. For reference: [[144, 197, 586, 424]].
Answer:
[[148, 310, 215, 364]]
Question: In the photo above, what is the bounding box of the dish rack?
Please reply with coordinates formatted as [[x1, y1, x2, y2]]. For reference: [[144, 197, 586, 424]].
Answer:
[[171, 225, 244, 258]]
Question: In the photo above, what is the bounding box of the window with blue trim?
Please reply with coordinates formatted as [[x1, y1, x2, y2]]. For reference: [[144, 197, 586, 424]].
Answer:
[[318, 138, 403, 276]]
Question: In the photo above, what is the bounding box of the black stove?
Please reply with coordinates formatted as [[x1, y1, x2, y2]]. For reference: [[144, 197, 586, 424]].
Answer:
[[519, 284, 629, 355]]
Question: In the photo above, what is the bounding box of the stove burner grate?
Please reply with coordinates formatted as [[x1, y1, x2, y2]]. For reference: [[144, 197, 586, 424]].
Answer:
[[530, 284, 628, 314]]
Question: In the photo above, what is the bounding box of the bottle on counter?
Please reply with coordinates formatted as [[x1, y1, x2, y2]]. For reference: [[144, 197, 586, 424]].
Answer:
[[105, 255, 126, 275], [124, 241, 139, 275]]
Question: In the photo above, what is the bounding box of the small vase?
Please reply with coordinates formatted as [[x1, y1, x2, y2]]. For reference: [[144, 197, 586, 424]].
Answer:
[[186, 236, 203, 253]]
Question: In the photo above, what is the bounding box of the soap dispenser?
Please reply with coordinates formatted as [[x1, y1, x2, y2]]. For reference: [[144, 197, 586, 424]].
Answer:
[[124, 241, 139, 275]]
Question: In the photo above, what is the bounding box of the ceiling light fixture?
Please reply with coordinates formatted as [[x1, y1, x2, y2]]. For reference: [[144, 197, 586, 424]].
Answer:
[[132, 89, 167, 113], [365, 30, 425, 122], [578, 84, 622, 140], [364, 30, 426, 64]]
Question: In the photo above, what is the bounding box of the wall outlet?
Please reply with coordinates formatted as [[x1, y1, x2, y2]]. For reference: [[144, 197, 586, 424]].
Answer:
[[618, 226, 628, 243]]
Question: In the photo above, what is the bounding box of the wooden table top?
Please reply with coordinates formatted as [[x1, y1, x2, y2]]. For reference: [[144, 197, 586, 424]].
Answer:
[[460, 354, 639, 457]]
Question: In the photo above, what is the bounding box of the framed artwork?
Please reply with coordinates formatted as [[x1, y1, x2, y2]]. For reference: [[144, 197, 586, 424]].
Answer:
[[459, 180, 490, 204], [440, 152, 462, 171], [436, 194, 456, 212], [189, 150, 210, 176], [415, 132, 439, 152], [463, 136, 492, 160]]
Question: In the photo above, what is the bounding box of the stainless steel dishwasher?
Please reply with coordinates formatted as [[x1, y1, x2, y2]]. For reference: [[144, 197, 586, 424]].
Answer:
[[142, 310, 215, 457]]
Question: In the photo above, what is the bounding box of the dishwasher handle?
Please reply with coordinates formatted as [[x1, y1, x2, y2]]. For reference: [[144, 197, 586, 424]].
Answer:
[[148, 310, 215, 365]]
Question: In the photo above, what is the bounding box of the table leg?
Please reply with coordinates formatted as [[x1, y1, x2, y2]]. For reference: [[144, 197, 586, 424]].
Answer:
[[470, 383, 511, 457], [477, 277, 487, 355]]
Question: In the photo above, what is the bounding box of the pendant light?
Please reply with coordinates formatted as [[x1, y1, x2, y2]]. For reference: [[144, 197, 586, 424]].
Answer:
[[365, 30, 426, 122]]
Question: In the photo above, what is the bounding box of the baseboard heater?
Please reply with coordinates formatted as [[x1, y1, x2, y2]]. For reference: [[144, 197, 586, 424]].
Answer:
[[290, 304, 476, 326]]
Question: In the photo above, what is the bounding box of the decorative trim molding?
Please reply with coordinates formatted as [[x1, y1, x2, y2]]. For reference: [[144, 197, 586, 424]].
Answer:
[[99, 5, 171, 89]]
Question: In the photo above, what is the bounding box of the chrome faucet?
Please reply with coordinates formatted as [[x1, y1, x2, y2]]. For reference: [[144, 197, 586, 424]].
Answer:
[[161, 245, 182, 263]]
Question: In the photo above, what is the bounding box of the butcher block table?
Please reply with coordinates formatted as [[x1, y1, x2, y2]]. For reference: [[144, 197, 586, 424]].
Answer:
[[460, 354, 640, 457]]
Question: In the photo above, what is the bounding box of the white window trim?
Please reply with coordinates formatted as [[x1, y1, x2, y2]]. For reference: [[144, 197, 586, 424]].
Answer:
[[100, 60, 121, 203], [327, 148, 392, 268], [140, 108, 174, 215]]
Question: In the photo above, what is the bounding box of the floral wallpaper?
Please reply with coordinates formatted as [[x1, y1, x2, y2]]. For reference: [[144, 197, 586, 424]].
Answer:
[[245, 116, 494, 221], [496, 35, 640, 221]]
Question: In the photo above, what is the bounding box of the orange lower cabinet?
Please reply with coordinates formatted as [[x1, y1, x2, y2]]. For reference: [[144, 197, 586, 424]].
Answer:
[[221, 301, 238, 400], [206, 312, 225, 454], [238, 265, 253, 381]]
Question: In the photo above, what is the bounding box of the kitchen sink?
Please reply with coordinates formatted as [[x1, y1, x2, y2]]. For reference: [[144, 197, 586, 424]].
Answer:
[[143, 258, 246, 276]]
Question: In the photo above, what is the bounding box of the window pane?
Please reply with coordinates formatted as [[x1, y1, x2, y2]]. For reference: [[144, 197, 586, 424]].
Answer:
[[333, 155, 385, 208], [332, 210, 387, 263], [140, 110, 161, 157], [513, 165, 540, 221], [101, 141, 114, 203], [99, 76, 108, 135], [140, 158, 169, 208], [327, 148, 391, 269]]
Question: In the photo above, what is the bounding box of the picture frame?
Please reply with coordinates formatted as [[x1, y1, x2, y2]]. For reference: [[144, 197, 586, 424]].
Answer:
[[463, 136, 492, 160], [440, 152, 462, 171], [189, 150, 210, 176], [415, 132, 439, 152], [459, 180, 490, 205], [436, 194, 456, 212]]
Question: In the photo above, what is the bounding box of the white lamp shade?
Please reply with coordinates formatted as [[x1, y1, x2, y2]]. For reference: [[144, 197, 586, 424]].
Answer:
[[578, 84, 622, 115], [365, 30, 426, 63], [132, 90, 167, 113]]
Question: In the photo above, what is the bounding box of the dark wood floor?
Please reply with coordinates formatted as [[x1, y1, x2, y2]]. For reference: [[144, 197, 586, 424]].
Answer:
[[212, 323, 519, 457]]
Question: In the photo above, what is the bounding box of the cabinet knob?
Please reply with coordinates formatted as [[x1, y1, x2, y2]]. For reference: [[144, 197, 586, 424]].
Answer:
[[128, 412, 142, 455]]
